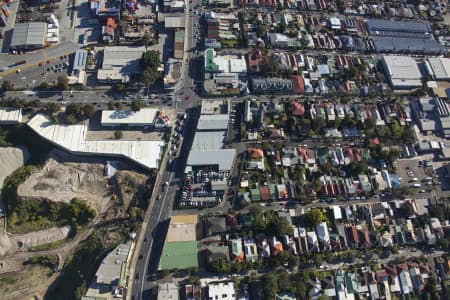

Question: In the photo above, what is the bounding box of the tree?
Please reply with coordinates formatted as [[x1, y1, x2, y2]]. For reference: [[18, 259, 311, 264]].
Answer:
[[312, 117, 326, 131], [364, 117, 376, 129], [38, 81, 49, 90], [114, 131, 123, 140], [115, 83, 125, 93], [313, 179, 323, 193], [131, 100, 143, 112], [64, 114, 77, 124], [143, 32, 151, 49], [45, 102, 61, 113], [57, 75, 69, 90], [388, 148, 400, 162], [390, 120, 403, 140], [256, 24, 267, 38], [402, 127, 416, 144], [209, 258, 230, 273], [304, 208, 329, 227], [1, 80, 13, 91], [115, 101, 123, 110], [142, 67, 159, 87], [262, 273, 278, 300], [66, 102, 82, 116], [107, 101, 115, 110], [83, 104, 95, 118], [141, 50, 161, 70]]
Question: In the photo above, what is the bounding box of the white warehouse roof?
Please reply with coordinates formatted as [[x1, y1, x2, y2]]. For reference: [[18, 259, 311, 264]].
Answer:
[[382, 56, 422, 88], [197, 114, 229, 130], [27, 114, 163, 169], [426, 57, 450, 80], [0, 108, 22, 124], [101, 108, 158, 126]]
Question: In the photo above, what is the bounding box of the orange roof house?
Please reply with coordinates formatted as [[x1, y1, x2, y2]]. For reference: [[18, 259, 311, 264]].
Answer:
[[291, 101, 305, 116], [248, 148, 264, 159]]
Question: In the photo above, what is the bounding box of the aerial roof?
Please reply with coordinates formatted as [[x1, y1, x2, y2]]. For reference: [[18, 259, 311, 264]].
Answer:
[[166, 214, 197, 242], [191, 131, 226, 151], [426, 58, 450, 80], [159, 241, 198, 270], [164, 15, 184, 28], [10, 22, 47, 48], [366, 19, 432, 37], [187, 149, 236, 171], [197, 114, 229, 130], [382, 56, 422, 87], [101, 108, 158, 125], [73, 49, 88, 71], [27, 114, 163, 169], [95, 241, 131, 285], [0, 108, 22, 124]]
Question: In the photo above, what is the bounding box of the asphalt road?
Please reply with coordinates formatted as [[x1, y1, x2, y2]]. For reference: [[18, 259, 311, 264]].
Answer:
[[129, 0, 203, 297]]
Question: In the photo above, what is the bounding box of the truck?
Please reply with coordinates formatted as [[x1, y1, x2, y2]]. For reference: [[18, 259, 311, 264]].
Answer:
[[9, 60, 26, 67]]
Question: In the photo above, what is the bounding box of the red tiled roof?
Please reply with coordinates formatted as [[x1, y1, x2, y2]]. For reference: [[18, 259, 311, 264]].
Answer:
[[345, 224, 359, 244], [260, 186, 270, 201], [291, 101, 305, 116], [291, 75, 305, 94]]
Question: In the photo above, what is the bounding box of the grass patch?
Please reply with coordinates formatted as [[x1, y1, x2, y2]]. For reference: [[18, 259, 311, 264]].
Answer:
[[33, 182, 52, 191], [0, 278, 17, 286], [29, 239, 66, 252]]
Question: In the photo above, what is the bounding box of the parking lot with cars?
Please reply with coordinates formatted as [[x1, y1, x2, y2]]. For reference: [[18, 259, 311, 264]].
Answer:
[[395, 156, 440, 193], [1, 55, 70, 88]]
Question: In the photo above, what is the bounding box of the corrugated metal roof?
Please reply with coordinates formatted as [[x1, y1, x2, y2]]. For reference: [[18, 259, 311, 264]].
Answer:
[[73, 49, 88, 71], [187, 149, 236, 170], [197, 114, 229, 130], [11, 22, 46, 48]]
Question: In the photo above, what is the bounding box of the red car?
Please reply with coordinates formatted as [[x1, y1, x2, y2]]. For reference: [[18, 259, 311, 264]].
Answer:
[[185, 96, 190, 100]]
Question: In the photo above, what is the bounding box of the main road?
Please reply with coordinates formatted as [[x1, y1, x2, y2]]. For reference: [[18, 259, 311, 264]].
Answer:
[[127, 0, 203, 298]]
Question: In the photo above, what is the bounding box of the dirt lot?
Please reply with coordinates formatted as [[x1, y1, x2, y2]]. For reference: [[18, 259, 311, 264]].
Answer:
[[0, 147, 30, 189], [12, 226, 70, 250], [17, 150, 116, 214], [0, 265, 53, 300]]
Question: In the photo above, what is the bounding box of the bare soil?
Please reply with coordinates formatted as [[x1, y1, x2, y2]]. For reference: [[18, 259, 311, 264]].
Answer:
[[17, 150, 114, 214], [12, 226, 70, 251], [0, 147, 30, 188]]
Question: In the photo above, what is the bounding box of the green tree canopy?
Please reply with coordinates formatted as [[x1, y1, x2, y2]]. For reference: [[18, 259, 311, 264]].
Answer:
[[141, 50, 161, 70]]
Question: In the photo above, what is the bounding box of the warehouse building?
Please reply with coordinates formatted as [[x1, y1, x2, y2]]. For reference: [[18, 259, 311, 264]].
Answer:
[[10, 22, 47, 51], [101, 108, 159, 127], [366, 19, 443, 55], [425, 58, 450, 81], [381, 56, 422, 89], [97, 46, 146, 82], [0, 108, 22, 124]]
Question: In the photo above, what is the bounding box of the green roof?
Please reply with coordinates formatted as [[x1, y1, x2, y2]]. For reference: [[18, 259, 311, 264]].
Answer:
[[250, 188, 261, 201], [159, 241, 198, 270], [344, 272, 358, 294], [119, 262, 127, 286], [269, 184, 277, 199], [205, 48, 219, 72]]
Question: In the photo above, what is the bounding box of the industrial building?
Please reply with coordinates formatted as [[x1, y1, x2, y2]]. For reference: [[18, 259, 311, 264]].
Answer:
[[204, 48, 247, 76], [411, 97, 450, 137], [101, 108, 159, 127], [68, 49, 88, 85], [381, 56, 422, 89], [366, 19, 443, 55], [83, 241, 132, 299], [164, 15, 184, 29], [425, 58, 450, 81], [159, 215, 198, 270], [27, 114, 164, 169], [0, 108, 22, 124], [10, 22, 47, 50], [97, 46, 146, 82]]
